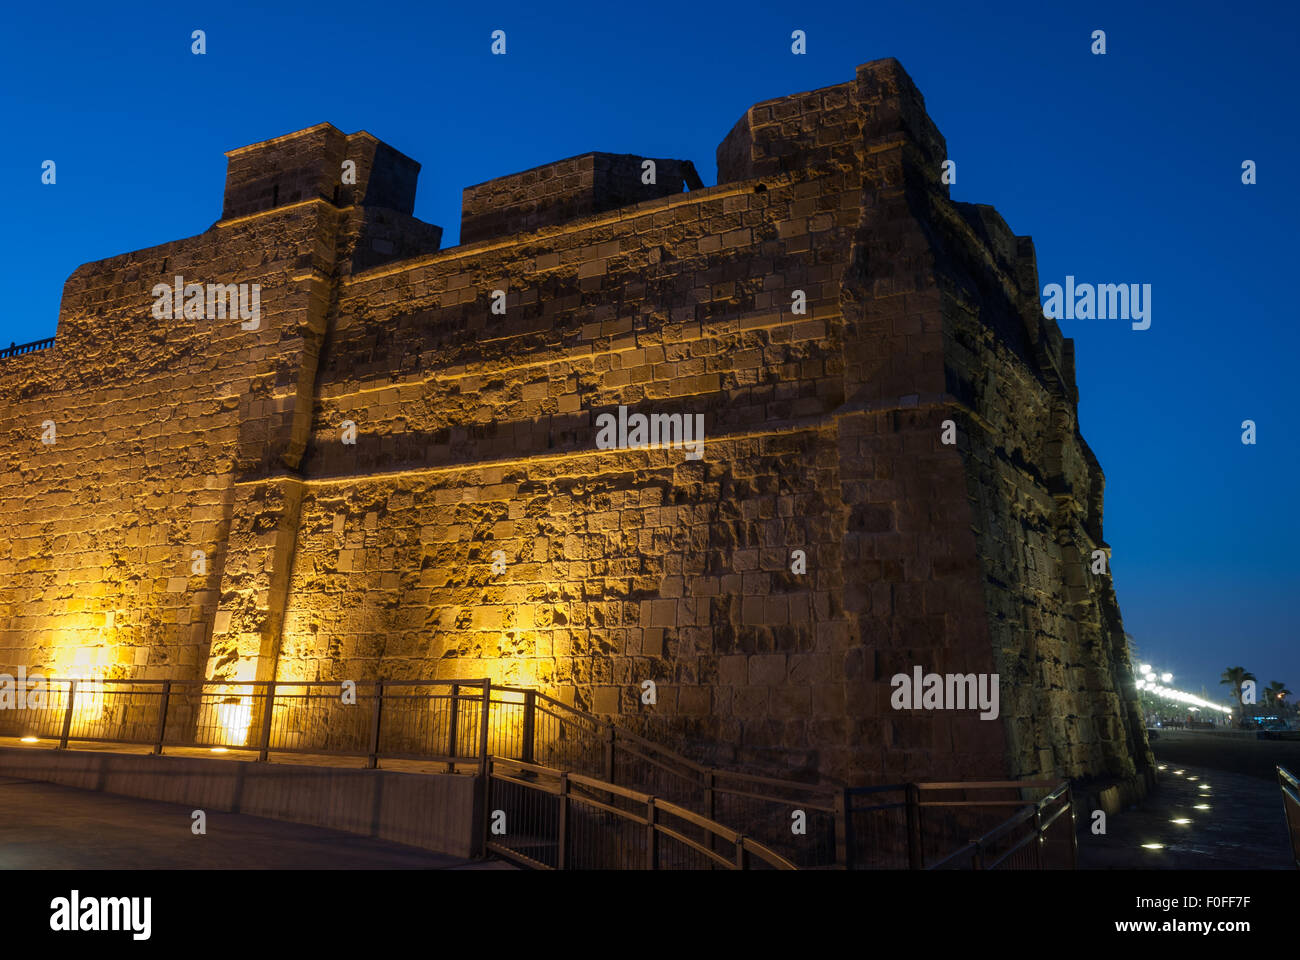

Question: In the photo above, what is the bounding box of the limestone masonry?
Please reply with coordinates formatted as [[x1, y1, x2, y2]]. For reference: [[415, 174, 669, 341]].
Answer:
[[0, 59, 1152, 788]]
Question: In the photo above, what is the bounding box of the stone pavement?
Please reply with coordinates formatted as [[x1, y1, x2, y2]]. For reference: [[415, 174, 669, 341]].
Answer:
[[1077, 762, 1293, 869], [0, 777, 513, 869]]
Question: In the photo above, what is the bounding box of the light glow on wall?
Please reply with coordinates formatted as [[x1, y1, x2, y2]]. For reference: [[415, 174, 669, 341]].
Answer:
[[197, 681, 254, 747], [212, 692, 254, 746], [56, 663, 110, 733]]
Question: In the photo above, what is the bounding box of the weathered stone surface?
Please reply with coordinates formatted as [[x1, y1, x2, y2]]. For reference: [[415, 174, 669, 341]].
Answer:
[[0, 58, 1151, 788]]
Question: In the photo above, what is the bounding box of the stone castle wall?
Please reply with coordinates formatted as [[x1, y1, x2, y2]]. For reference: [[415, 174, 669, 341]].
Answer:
[[0, 59, 1150, 787]]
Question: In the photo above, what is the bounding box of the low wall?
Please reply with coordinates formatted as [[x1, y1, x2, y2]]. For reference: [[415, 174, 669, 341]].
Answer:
[[0, 748, 479, 858]]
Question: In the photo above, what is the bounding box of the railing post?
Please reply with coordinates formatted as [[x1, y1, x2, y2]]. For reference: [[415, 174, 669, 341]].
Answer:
[[446, 683, 460, 772], [603, 724, 615, 784], [735, 836, 747, 870], [366, 680, 385, 769], [645, 797, 658, 870], [151, 680, 171, 756], [972, 841, 985, 870], [477, 680, 492, 781], [479, 757, 494, 860], [835, 786, 852, 869], [1066, 786, 1078, 869], [557, 771, 569, 870], [1033, 802, 1045, 869], [704, 770, 717, 858], [906, 783, 923, 869], [257, 681, 276, 761], [57, 679, 77, 750], [521, 689, 536, 763], [476, 683, 495, 859]]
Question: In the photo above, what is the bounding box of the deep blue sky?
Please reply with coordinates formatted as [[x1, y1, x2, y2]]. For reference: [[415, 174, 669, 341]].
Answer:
[[1, 0, 1295, 703]]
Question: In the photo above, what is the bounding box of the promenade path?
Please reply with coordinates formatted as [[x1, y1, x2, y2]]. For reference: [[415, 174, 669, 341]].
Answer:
[[1078, 753, 1293, 869], [0, 776, 510, 869]]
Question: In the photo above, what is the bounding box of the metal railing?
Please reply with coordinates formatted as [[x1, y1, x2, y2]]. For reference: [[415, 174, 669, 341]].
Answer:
[[842, 780, 1076, 869], [923, 782, 1077, 870], [0, 677, 836, 842], [0, 677, 581, 773], [0, 675, 1076, 869], [1280, 766, 1300, 868], [485, 757, 796, 870], [0, 337, 55, 360]]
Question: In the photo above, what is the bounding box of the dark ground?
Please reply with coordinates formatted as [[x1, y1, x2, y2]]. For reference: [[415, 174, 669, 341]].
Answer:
[[3, 730, 1296, 870], [1146, 729, 1300, 782]]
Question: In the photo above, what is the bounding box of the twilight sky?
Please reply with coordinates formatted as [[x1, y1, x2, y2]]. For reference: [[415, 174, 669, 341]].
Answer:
[[1, 0, 1295, 702]]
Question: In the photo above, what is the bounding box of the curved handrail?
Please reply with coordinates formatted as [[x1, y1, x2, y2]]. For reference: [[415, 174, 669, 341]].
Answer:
[[486, 756, 797, 870], [929, 781, 1074, 870], [1279, 766, 1300, 868]]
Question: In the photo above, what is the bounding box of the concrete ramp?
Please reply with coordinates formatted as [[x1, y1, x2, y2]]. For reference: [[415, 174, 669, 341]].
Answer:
[[0, 747, 478, 860]]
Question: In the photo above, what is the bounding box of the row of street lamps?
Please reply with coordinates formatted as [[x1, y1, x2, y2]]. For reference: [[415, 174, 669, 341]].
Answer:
[[1135, 664, 1234, 716]]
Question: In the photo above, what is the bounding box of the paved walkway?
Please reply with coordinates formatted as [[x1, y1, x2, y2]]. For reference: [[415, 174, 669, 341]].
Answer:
[[0, 777, 510, 869], [1077, 762, 1293, 869]]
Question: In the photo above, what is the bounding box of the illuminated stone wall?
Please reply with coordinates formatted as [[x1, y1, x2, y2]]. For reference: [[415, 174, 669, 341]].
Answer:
[[0, 60, 1150, 787]]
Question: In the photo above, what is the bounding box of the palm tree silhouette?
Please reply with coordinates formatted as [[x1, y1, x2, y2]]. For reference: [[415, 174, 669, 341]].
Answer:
[[1264, 681, 1292, 714], [1219, 666, 1257, 709]]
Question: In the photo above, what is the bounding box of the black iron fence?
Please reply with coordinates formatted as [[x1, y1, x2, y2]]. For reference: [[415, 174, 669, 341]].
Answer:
[[923, 782, 1077, 870], [841, 779, 1075, 869], [0, 337, 55, 360], [0, 677, 552, 770]]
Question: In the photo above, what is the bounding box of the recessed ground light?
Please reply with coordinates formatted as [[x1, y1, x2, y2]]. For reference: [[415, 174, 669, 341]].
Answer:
[[1157, 765, 1167, 771], [1193, 804, 1210, 810], [1173, 769, 1185, 775], [1141, 843, 1165, 850], [1170, 818, 1192, 825], [1186, 776, 1199, 781], [1198, 784, 1210, 789], [210, 747, 229, 753], [20, 736, 38, 743]]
